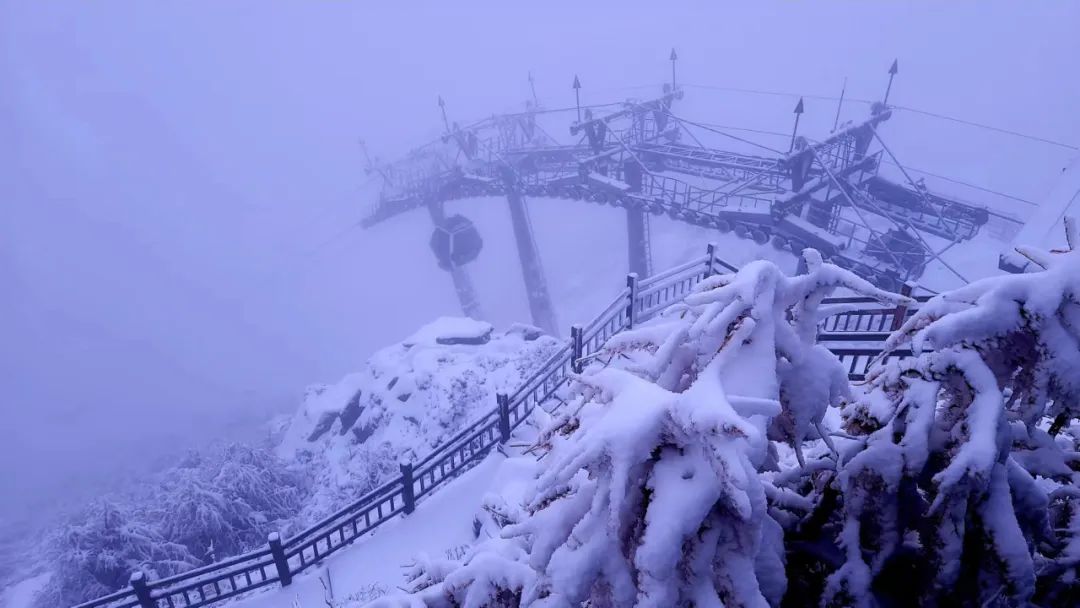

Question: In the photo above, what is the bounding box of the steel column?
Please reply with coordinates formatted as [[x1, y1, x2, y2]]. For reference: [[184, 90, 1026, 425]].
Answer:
[[626, 207, 651, 279], [623, 160, 653, 278], [503, 176, 559, 335]]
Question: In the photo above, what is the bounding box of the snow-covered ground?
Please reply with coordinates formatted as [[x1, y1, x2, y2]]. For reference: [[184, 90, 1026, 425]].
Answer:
[[0, 574, 50, 608]]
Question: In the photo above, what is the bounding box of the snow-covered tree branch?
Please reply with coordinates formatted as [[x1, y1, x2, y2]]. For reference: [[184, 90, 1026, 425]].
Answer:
[[372, 250, 904, 607], [817, 220, 1080, 606]]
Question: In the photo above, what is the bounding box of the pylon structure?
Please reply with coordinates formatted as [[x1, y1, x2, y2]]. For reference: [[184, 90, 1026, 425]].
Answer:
[[361, 60, 996, 327]]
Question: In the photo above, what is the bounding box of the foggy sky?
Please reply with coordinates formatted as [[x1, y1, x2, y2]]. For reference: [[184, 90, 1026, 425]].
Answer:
[[2, 1, 1078, 525]]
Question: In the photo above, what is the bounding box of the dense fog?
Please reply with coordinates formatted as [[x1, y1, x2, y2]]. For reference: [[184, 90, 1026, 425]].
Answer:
[[2, 0, 1078, 592]]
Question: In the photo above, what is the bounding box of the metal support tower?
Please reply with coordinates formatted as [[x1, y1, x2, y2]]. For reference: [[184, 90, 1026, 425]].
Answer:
[[626, 208, 652, 278], [622, 158, 652, 277], [361, 69, 1001, 301], [502, 168, 559, 335]]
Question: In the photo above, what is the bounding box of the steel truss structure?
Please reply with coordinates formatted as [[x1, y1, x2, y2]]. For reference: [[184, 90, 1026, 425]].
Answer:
[[361, 84, 991, 326]]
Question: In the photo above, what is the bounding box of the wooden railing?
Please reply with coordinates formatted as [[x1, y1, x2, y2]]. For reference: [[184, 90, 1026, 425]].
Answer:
[[73, 245, 917, 608]]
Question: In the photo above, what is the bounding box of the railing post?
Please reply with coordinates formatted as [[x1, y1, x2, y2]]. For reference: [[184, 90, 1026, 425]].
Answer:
[[268, 532, 292, 587], [795, 254, 809, 276], [497, 393, 512, 443], [625, 273, 639, 329], [129, 571, 154, 608], [399, 461, 416, 514], [890, 281, 916, 331], [705, 242, 718, 277], [570, 324, 584, 373]]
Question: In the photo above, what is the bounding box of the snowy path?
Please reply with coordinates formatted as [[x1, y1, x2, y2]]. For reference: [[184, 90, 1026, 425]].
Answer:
[[0, 573, 49, 608], [232, 453, 511, 608]]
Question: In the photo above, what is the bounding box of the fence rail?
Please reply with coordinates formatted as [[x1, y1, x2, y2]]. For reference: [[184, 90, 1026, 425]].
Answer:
[[74, 244, 918, 608]]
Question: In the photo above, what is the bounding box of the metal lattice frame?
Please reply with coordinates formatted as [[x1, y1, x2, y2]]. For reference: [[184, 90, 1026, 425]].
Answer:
[[363, 88, 994, 292]]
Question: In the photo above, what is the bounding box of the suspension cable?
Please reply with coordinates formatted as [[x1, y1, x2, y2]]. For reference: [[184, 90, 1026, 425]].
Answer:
[[680, 82, 1079, 151], [877, 161, 1037, 207], [889, 105, 1079, 151], [663, 110, 785, 155], [682, 82, 875, 105]]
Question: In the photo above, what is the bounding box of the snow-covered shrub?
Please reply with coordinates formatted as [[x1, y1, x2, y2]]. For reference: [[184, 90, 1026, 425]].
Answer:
[[36, 500, 198, 607], [152, 443, 307, 559], [372, 251, 901, 607], [814, 220, 1080, 606], [331, 583, 391, 607], [38, 444, 306, 607]]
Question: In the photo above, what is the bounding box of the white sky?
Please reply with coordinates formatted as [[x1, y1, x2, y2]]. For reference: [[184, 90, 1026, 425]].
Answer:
[[2, 1, 1078, 522]]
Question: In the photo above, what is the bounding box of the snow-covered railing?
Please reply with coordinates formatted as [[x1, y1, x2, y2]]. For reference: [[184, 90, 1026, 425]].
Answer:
[[74, 543, 282, 608], [283, 477, 407, 574], [147, 547, 279, 608], [412, 412, 502, 500], [819, 292, 931, 334], [572, 287, 634, 369], [503, 342, 574, 425], [75, 244, 913, 608]]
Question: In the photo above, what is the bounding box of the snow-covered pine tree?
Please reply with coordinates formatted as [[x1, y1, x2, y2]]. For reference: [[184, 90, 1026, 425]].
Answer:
[[373, 250, 904, 608], [818, 219, 1080, 607]]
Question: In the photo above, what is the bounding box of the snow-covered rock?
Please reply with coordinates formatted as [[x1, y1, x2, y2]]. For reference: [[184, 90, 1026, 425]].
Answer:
[[403, 317, 494, 347], [276, 318, 561, 525]]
